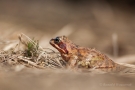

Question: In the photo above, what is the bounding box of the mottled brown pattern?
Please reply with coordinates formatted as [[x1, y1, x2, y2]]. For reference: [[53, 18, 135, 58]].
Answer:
[[50, 36, 119, 71]]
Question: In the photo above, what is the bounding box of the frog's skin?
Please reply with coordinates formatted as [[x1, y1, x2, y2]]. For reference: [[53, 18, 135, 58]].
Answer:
[[50, 36, 119, 70]]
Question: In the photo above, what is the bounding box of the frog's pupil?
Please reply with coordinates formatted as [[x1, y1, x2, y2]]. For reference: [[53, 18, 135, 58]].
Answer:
[[55, 37, 60, 43]]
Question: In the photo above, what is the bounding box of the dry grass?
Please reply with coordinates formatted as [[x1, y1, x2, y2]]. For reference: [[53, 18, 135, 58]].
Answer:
[[0, 33, 66, 71]]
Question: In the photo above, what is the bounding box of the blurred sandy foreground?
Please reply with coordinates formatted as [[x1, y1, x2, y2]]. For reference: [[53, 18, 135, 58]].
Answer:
[[0, 1, 135, 90]]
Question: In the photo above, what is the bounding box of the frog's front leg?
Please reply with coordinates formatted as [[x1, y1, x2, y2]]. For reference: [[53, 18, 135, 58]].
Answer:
[[67, 55, 78, 69]]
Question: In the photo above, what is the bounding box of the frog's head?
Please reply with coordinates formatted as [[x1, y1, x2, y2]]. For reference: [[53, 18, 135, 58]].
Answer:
[[50, 36, 72, 54]]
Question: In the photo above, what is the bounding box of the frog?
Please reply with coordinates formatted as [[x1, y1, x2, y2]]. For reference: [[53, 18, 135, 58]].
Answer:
[[50, 35, 119, 70]]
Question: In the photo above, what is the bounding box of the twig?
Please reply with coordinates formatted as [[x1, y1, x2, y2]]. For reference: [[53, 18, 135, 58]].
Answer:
[[17, 56, 45, 69], [112, 33, 118, 58]]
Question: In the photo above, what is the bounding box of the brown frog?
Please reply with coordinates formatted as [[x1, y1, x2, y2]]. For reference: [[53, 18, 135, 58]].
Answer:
[[50, 36, 119, 70]]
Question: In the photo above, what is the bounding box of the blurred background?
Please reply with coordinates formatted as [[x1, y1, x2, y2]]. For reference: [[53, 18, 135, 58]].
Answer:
[[0, 0, 135, 58], [0, 1, 135, 90]]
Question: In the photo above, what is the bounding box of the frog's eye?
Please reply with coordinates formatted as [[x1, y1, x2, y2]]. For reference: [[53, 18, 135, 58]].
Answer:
[[54, 37, 60, 43]]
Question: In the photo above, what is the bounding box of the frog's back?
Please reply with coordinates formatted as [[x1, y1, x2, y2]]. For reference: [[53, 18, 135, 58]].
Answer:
[[77, 48, 128, 72], [77, 48, 115, 68]]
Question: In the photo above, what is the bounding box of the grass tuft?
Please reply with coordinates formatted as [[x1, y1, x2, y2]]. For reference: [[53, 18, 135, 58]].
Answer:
[[0, 33, 66, 70]]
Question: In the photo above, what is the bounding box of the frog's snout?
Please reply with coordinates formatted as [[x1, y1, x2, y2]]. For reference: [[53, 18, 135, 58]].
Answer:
[[49, 39, 54, 45]]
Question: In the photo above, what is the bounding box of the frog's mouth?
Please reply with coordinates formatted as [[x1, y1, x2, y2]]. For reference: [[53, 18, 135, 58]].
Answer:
[[50, 39, 68, 54]]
